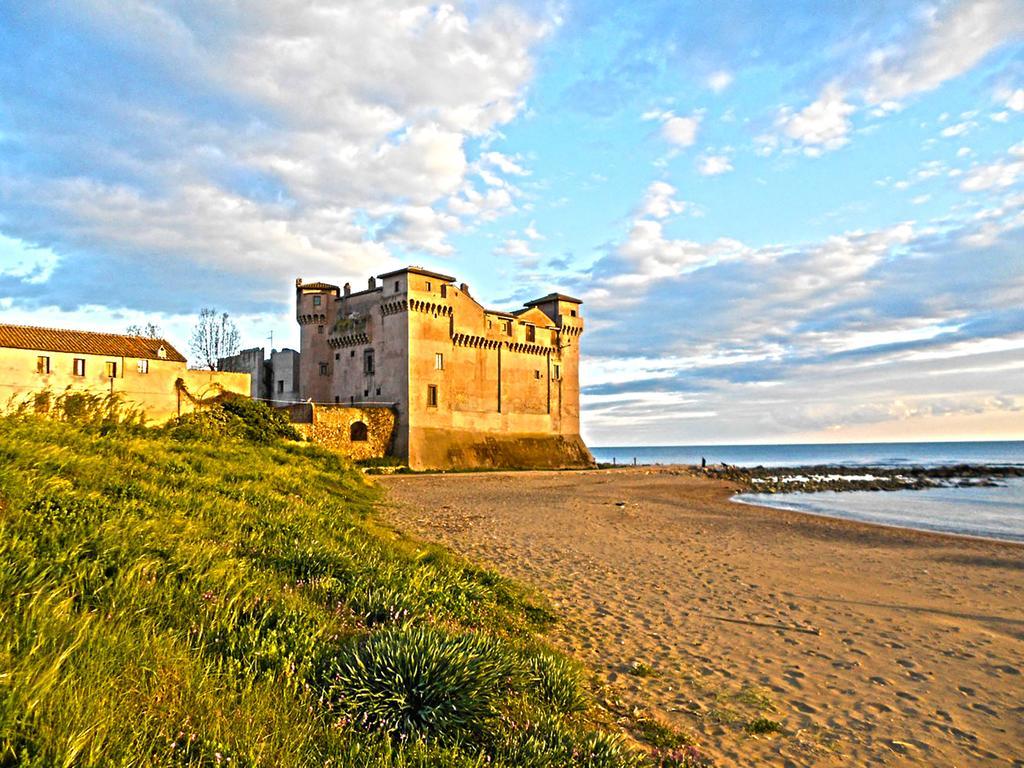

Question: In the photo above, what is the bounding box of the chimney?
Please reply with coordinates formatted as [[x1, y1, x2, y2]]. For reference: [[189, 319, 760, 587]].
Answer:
[[460, 282, 470, 295], [343, 282, 351, 296], [368, 277, 377, 290]]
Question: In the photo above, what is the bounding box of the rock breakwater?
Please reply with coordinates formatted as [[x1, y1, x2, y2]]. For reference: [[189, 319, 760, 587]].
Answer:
[[703, 463, 1024, 494]]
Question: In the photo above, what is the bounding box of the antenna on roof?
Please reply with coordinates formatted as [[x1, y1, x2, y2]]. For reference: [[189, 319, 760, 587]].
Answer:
[[267, 331, 274, 352]]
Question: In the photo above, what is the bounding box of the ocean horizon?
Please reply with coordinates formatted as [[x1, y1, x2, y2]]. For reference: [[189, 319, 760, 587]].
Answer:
[[589, 440, 1024, 543], [588, 439, 1024, 468]]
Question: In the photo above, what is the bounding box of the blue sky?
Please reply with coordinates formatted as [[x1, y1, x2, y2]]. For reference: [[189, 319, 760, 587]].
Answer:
[[1, 1, 1023, 444]]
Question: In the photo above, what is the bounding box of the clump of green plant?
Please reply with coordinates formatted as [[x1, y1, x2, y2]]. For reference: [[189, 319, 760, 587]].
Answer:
[[745, 716, 783, 735], [163, 396, 300, 443], [628, 660, 656, 678], [633, 717, 690, 750], [326, 624, 515, 742], [527, 650, 589, 714]]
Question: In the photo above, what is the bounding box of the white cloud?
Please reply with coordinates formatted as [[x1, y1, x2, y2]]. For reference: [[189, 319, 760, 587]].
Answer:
[[865, 0, 1024, 104], [940, 121, 973, 138], [495, 236, 539, 267], [707, 71, 733, 93], [697, 155, 733, 176], [911, 194, 931, 205], [643, 111, 700, 147], [524, 222, 543, 240], [777, 82, 855, 154], [638, 181, 687, 219], [960, 142, 1024, 191], [1001, 87, 1024, 112]]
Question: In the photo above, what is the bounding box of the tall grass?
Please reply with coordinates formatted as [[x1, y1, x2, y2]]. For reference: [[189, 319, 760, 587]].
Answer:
[[0, 405, 642, 767]]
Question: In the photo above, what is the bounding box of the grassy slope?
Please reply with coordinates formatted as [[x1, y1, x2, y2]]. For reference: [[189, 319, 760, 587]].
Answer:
[[0, 412, 645, 767]]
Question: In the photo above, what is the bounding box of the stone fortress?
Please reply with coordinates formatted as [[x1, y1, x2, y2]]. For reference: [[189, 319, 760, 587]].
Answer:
[[296, 266, 593, 470]]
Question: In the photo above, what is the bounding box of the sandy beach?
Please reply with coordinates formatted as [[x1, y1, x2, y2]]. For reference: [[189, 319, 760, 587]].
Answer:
[[378, 467, 1024, 767]]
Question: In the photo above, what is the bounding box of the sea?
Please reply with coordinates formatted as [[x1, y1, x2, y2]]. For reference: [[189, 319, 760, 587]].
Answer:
[[589, 441, 1024, 543]]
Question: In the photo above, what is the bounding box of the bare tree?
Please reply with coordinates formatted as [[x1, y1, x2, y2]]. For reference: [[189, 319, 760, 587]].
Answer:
[[189, 308, 240, 370], [126, 322, 162, 338]]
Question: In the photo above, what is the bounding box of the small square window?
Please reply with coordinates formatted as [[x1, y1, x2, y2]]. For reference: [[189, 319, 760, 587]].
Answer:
[[427, 384, 438, 407], [319, 362, 329, 376], [73, 358, 85, 376], [570, 309, 577, 317], [137, 359, 149, 374], [335, 352, 340, 360], [277, 380, 284, 393], [534, 370, 541, 379], [363, 389, 369, 397], [350, 350, 355, 358], [375, 387, 381, 396], [36, 356, 50, 374], [435, 352, 443, 370], [317, 325, 324, 334], [334, 395, 340, 403], [105, 361, 117, 378], [313, 295, 322, 306]]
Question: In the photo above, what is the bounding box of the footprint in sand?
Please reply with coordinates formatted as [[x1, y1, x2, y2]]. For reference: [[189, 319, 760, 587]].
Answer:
[[957, 685, 976, 697], [970, 702, 999, 717], [868, 676, 889, 686]]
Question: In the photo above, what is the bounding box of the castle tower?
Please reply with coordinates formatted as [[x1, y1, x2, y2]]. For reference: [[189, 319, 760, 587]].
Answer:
[[295, 278, 340, 403]]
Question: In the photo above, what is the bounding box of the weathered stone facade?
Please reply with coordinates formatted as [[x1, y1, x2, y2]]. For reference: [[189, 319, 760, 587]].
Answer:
[[285, 403, 396, 461], [218, 347, 300, 405], [296, 267, 592, 470]]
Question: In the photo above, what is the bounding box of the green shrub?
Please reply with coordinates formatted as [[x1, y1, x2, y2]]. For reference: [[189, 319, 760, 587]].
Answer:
[[526, 651, 588, 713], [326, 624, 516, 742]]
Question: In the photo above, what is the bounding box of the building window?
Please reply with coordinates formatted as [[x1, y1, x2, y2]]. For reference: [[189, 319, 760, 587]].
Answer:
[[350, 421, 368, 441], [363, 389, 369, 397], [313, 295, 322, 306], [277, 380, 284, 393], [73, 358, 85, 377], [157, 345, 167, 359], [36, 356, 50, 374], [334, 395, 340, 403], [137, 359, 149, 374], [427, 384, 438, 407], [350, 350, 355, 357], [553, 364, 561, 380], [570, 309, 577, 317], [105, 361, 117, 378], [534, 369, 541, 379], [375, 386, 381, 396], [426, 280, 432, 291], [335, 352, 340, 360], [440, 284, 447, 298], [394, 280, 400, 292], [526, 326, 535, 342], [319, 362, 328, 376], [317, 325, 324, 334], [364, 349, 375, 375], [435, 352, 444, 370]]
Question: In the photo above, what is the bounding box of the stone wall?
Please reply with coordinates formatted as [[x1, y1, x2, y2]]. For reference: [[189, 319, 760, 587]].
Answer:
[[408, 427, 594, 470], [291, 404, 395, 461]]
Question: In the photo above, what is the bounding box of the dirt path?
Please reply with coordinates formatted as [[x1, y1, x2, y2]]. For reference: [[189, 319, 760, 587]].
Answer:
[[377, 467, 1024, 767]]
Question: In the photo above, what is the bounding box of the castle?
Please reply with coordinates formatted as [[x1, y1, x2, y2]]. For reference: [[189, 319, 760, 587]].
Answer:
[[296, 266, 593, 470]]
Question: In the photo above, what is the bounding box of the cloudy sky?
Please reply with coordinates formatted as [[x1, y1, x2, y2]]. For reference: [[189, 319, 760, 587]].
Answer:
[[2, 1, 1023, 445]]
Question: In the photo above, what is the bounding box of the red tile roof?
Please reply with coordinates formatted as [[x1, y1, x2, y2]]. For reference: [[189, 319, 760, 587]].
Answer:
[[0, 323, 187, 362]]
